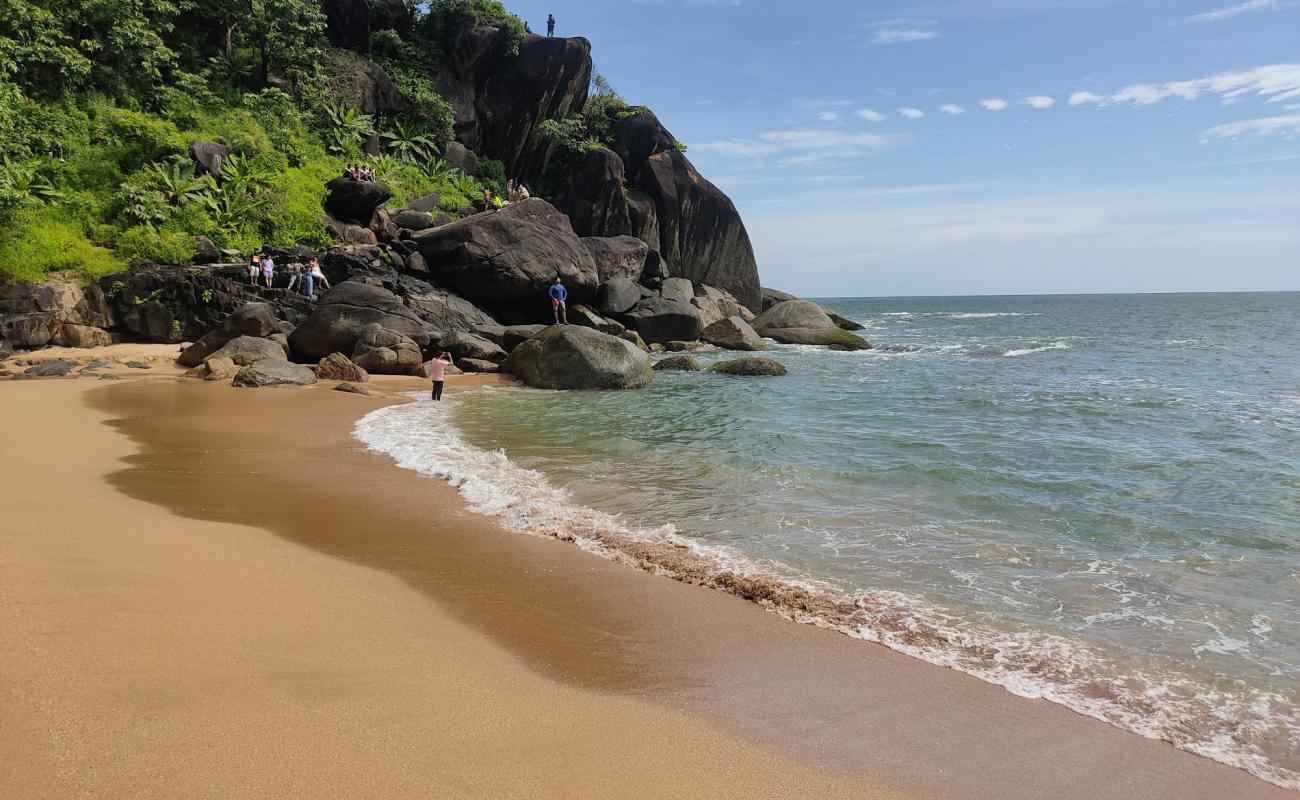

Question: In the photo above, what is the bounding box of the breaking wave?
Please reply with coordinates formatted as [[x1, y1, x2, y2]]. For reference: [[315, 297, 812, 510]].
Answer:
[[355, 394, 1299, 791]]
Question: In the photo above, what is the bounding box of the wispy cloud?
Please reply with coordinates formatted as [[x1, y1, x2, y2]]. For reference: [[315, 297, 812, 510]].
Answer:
[[899, 107, 926, 119], [691, 129, 906, 164], [1103, 64, 1300, 106], [817, 111, 844, 122], [869, 19, 940, 45], [856, 107, 888, 122], [1068, 91, 1104, 106], [1182, 0, 1283, 23], [1024, 95, 1055, 109], [1201, 114, 1300, 139], [939, 104, 965, 115], [981, 98, 1009, 111]]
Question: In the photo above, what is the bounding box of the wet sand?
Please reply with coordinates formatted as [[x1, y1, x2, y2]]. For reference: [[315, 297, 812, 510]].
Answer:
[[1, 372, 1291, 799]]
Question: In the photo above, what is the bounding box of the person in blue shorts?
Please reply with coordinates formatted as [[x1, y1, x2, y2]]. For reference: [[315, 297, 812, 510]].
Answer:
[[548, 276, 568, 324]]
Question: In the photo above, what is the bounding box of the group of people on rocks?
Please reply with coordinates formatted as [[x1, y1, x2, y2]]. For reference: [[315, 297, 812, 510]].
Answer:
[[343, 164, 377, 182], [480, 179, 532, 211], [247, 252, 331, 297]]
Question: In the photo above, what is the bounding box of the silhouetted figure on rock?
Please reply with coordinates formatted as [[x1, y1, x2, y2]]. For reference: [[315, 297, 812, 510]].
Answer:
[[547, 14, 555, 37]]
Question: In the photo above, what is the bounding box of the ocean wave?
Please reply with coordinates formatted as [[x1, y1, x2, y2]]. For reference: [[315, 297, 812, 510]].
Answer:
[[1002, 340, 1072, 357], [354, 395, 1300, 791]]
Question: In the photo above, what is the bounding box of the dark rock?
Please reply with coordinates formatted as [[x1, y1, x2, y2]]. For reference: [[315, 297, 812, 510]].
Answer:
[[194, 236, 222, 264], [660, 277, 694, 304], [412, 198, 599, 317], [178, 302, 280, 367], [124, 361, 152, 369], [406, 193, 442, 213], [824, 308, 865, 331], [653, 355, 702, 372], [441, 142, 479, 176], [0, 339, 10, 359], [400, 279, 498, 332], [582, 236, 649, 283], [321, 0, 370, 49], [392, 209, 435, 231], [369, 207, 399, 243], [323, 216, 380, 246], [595, 277, 641, 316], [0, 281, 112, 349], [207, 335, 286, 366], [429, 331, 508, 364], [502, 324, 547, 350], [702, 316, 765, 351], [622, 298, 703, 345], [625, 188, 660, 254], [324, 177, 392, 226], [316, 352, 369, 382], [77, 359, 112, 372], [339, 55, 408, 115], [664, 340, 717, 353], [610, 109, 678, 178], [23, 359, 76, 377], [189, 138, 228, 179], [707, 357, 788, 376], [501, 324, 652, 390], [568, 304, 613, 332], [554, 148, 631, 238], [233, 359, 318, 388], [457, 358, 500, 373], [350, 323, 424, 375], [760, 287, 798, 311], [618, 330, 649, 352], [322, 245, 397, 291], [289, 282, 429, 360], [334, 381, 377, 396]]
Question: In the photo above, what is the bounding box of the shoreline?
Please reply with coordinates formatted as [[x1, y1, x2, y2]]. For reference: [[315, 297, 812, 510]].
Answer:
[[1, 367, 1292, 798]]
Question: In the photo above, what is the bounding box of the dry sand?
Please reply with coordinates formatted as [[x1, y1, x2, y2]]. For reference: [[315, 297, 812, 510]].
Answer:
[[0, 361, 1292, 799]]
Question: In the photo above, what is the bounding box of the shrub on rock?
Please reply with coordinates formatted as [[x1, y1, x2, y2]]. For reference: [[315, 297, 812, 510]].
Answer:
[[501, 325, 653, 390], [707, 357, 788, 376]]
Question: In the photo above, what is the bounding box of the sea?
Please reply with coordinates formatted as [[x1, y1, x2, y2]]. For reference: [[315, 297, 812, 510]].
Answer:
[[355, 292, 1300, 789]]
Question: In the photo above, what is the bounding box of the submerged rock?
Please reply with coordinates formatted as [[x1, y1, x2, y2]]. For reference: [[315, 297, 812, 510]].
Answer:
[[333, 381, 377, 396], [707, 357, 787, 376], [652, 355, 702, 372], [501, 325, 652, 390]]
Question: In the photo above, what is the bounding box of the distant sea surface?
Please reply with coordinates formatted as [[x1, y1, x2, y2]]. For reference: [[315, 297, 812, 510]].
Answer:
[[356, 292, 1300, 789]]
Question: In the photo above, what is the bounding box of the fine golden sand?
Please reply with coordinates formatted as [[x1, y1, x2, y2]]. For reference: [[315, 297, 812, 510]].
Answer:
[[0, 354, 1291, 800]]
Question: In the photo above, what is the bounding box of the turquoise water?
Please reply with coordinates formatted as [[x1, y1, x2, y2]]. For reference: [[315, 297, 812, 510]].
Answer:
[[357, 292, 1300, 788]]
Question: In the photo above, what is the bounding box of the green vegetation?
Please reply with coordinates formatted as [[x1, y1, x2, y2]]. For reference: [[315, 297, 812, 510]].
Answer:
[[535, 71, 645, 196], [0, 0, 530, 284]]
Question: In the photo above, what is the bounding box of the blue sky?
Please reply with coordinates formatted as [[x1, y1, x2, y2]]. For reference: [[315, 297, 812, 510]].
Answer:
[[509, 0, 1300, 296]]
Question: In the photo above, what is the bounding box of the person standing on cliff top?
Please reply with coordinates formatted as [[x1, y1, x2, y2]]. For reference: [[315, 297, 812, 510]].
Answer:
[[428, 351, 453, 402], [549, 276, 568, 325], [547, 14, 555, 37]]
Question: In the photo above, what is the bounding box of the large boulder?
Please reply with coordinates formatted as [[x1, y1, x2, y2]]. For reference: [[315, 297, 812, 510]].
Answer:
[[315, 352, 369, 382], [501, 325, 652, 390], [708, 357, 788, 376], [392, 209, 436, 231], [702, 316, 765, 351], [52, 323, 111, 348], [327, 51, 408, 115], [288, 281, 430, 360], [555, 148, 631, 238], [324, 177, 392, 226], [752, 300, 870, 350], [399, 278, 498, 332], [625, 188, 660, 254], [233, 359, 318, 388], [428, 331, 508, 364], [622, 298, 703, 345], [411, 198, 598, 317], [582, 236, 649, 283], [595, 277, 641, 316], [652, 355, 702, 372], [178, 302, 281, 366], [441, 142, 478, 176], [0, 281, 112, 349], [760, 287, 798, 311], [660, 277, 694, 304], [351, 323, 424, 375], [207, 335, 287, 366]]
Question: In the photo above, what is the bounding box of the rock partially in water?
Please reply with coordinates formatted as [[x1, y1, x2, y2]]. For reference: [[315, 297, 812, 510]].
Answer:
[[707, 357, 788, 376], [702, 316, 765, 351], [653, 355, 702, 372], [502, 325, 652, 390]]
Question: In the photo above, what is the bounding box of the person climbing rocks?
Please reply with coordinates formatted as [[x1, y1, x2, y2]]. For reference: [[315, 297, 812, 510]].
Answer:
[[309, 257, 330, 292], [547, 13, 555, 37], [429, 351, 453, 401], [549, 276, 568, 325]]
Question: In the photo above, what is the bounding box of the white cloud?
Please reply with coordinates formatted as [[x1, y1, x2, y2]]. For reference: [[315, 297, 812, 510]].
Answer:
[[1183, 0, 1282, 23], [691, 128, 905, 164], [1104, 64, 1300, 107], [939, 104, 965, 115], [1024, 95, 1055, 109], [818, 111, 843, 122], [1068, 91, 1104, 106], [981, 98, 1009, 111], [899, 107, 925, 119], [869, 19, 940, 45], [1201, 114, 1300, 139], [856, 108, 888, 122]]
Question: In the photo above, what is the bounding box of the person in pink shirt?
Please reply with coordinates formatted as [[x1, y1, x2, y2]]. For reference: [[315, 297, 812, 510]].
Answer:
[[428, 351, 453, 401]]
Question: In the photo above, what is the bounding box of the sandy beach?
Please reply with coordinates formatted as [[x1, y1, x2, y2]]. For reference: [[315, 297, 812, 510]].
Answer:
[[0, 359, 1291, 799]]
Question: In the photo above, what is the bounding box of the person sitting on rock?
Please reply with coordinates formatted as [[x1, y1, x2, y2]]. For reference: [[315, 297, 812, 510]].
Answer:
[[516, 183, 531, 201], [549, 276, 568, 325], [363, 166, 374, 182], [547, 13, 555, 36], [429, 351, 453, 401], [343, 165, 355, 180], [309, 257, 330, 293], [482, 188, 496, 211]]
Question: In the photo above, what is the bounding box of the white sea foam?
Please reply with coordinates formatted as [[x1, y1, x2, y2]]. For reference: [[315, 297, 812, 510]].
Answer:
[[355, 394, 1300, 791], [1002, 340, 1072, 357]]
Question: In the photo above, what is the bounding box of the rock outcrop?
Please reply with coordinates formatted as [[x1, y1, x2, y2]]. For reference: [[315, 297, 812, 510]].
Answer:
[[233, 359, 318, 388], [0, 282, 112, 349], [207, 335, 287, 366], [582, 236, 649, 283], [752, 300, 870, 350], [595, 277, 641, 316], [702, 316, 765, 351], [289, 282, 430, 360], [555, 148, 631, 237], [351, 323, 424, 375], [324, 178, 392, 226], [412, 198, 598, 319], [501, 325, 652, 390], [621, 298, 703, 345], [315, 352, 369, 382]]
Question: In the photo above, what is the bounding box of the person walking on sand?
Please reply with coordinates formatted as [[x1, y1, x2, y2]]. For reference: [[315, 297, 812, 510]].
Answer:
[[547, 13, 555, 37], [260, 253, 275, 288], [549, 275, 568, 325], [429, 351, 453, 401]]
